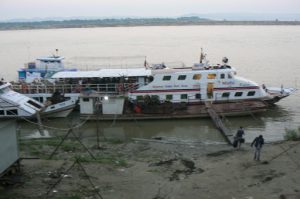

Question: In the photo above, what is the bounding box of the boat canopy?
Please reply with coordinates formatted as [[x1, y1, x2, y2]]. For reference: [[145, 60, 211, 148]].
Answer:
[[51, 68, 152, 79]]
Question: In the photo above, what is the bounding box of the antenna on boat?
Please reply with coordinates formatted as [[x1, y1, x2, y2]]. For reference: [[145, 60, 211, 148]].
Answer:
[[144, 56, 148, 69], [199, 48, 206, 64]]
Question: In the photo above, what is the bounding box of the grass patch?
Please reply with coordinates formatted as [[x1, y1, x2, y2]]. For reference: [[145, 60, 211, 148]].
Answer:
[[0, 192, 26, 199], [284, 127, 300, 141], [106, 138, 124, 144], [20, 138, 60, 146], [55, 195, 82, 199], [59, 141, 82, 152], [19, 138, 82, 158], [73, 154, 128, 167], [147, 168, 161, 173]]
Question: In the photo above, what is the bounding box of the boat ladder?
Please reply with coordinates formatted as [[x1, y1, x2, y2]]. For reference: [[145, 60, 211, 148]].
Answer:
[[204, 101, 233, 145]]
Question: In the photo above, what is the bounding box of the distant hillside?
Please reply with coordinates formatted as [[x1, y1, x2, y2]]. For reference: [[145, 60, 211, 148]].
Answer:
[[0, 17, 299, 30], [181, 13, 300, 21]]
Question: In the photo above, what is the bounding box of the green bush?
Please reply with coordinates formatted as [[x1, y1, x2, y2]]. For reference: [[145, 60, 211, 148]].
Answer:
[[284, 127, 300, 141]]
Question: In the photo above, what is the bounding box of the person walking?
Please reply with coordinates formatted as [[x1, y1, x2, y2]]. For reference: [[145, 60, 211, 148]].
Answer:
[[234, 126, 245, 149], [251, 135, 264, 161]]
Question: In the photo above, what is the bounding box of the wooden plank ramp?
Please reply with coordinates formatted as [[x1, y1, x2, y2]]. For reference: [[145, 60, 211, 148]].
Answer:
[[204, 101, 233, 145]]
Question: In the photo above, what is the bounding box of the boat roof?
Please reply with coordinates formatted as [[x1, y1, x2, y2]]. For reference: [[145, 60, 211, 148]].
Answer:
[[51, 68, 152, 78], [37, 56, 65, 61]]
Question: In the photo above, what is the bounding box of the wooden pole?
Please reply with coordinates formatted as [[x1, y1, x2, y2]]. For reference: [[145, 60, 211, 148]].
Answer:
[[36, 111, 45, 136]]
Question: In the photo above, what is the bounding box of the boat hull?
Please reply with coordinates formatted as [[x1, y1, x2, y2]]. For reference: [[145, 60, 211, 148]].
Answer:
[[41, 99, 76, 118], [42, 106, 74, 118], [81, 99, 267, 121]]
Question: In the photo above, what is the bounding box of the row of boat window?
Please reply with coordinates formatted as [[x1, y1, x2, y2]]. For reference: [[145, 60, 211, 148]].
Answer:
[[0, 109, 18, 115], [40, 60, 62, 63], [162, 73, 232, 81], [221, 91, 256, 97], [136, 91, 256, 101], [136, 94, 201, 101]]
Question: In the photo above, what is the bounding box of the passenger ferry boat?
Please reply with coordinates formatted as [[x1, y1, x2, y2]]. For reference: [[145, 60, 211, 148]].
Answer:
[[12, 51, 77, 118], [11, 52, 296, 119]]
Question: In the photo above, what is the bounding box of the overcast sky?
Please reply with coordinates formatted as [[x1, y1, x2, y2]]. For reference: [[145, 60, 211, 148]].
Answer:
[[0, 0, 299, 21]]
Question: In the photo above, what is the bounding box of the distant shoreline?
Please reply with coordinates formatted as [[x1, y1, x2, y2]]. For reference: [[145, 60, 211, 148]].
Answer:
[[1, 17, 300, 31]]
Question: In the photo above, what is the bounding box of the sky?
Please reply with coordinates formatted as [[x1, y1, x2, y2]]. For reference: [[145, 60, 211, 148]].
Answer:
[[0, 0, 300, 21]]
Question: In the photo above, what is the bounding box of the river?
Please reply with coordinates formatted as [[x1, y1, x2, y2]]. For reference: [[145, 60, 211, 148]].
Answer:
[[0, 25, 299, 143]]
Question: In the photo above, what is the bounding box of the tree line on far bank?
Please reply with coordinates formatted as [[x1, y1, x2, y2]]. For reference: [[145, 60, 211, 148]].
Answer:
[[1, 17, 300, 30]]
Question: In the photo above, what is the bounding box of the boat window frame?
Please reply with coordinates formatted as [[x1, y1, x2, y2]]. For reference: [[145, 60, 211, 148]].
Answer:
[[195, 93, 201, 99], [6, 109, 18, 116], [207, 74, 216, 79], [180, 94, 188, 100], [0, 110, 4, 115], [27, 100, 43, 109], [178, 75, 186, 80], [193, 74, 202, 80], [220, 73, 225, 79], [234, 92, 243, 97], [163, 75, 172, 81], [247, 91, 256, 96], [166, 94, 173, 101], [222, 92, 230, 98]]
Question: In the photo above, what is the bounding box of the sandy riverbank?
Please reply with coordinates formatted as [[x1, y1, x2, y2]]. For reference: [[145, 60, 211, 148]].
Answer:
[[0, 138, 299, 199]]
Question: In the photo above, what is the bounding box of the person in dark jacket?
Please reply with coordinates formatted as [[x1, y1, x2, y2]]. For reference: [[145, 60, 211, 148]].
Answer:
[[251, 135, 264, 161], [234, 127, 245, 149]]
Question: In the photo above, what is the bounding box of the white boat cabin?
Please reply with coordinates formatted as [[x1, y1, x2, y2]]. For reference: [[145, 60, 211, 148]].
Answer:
[[128, 64, 267, 103], [0, 83, 44, 118], [79, 94, 125, 115], [18, 53, 77, 83]]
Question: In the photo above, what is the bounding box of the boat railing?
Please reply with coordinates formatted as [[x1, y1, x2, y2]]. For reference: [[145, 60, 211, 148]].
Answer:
[[11, 82, 144, 95]]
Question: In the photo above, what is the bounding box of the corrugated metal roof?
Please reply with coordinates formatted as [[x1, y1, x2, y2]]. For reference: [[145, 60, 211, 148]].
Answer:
[[51, 68, 151, 78]]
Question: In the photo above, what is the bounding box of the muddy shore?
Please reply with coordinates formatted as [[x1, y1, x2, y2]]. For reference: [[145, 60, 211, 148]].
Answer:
[[1, 137, 300, 199]]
